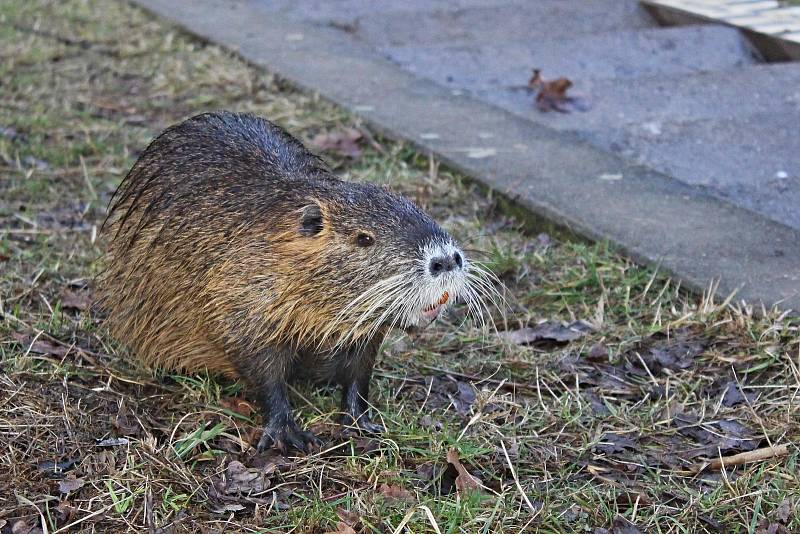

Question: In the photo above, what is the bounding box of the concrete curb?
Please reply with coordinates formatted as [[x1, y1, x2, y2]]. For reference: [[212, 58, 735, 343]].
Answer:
[[132, 0, 800, 312]]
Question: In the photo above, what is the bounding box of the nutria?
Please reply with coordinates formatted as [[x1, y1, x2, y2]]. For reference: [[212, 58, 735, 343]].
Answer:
[[100, 111, 491, 453]]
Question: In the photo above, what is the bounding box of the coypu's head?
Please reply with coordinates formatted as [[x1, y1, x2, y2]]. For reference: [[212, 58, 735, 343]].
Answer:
[[291, 181, 489, 348]]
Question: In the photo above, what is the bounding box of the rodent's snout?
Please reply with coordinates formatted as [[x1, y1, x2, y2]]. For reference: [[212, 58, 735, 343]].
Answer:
[[428, 251, 463, 277]]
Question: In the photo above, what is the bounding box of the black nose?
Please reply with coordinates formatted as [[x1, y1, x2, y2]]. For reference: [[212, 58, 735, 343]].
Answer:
[[429, 252, 462, 277]]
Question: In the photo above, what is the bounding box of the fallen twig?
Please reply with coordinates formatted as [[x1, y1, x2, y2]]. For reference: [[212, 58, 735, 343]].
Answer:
[[691, 444, 792, 473]]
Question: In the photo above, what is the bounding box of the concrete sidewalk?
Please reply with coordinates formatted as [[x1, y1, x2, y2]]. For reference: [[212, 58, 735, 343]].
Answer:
[[132, 0, 800, 311]]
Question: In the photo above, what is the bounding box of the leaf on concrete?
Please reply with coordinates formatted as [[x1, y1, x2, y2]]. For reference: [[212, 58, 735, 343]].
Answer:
[[446, 449, 481, 492], [528, 69, 589, 113], [310, 127, 363, 158]]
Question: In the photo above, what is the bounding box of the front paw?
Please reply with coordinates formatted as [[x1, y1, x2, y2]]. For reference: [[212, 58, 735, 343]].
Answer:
[[257, 420, 321, 455]]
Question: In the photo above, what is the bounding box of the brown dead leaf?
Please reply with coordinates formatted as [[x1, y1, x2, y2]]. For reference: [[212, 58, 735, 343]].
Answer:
[[12, 519, 43, 534], [416, 462, 437, 481], [81, 450, 117, 476], [222, 461, 271, 494], [10, 331, 26, 344], [776, 498, 793, 523], [58, 475, 85, 494], [60, 288, 92, 311], [207, 457, 283, 512], [528, 69, 588, 113], [326, 507, 361, 534], [113, 401, 141, 437], [243, 426, 263, 447], [586, 343, 609, 361], [218, 397, 256, 418], [673, 412, 760, 455], [755, 520, 790, 534], [610, 515, 643, 534], [624, 330, 707, 375], [378, 483, 415, 503], [499, 320, 591, 345], [310, 127, 362, 158], [12, 333, 71, 358], [593, 433, 638, 455], [324, 523, 357, 534], [454, 381, 476, 415], [32, 339, 71, 357], [446, 449, 481, 492], [713, 380, 757, 407], [54, 500, 77, 525], [335, 507, 361, 527]]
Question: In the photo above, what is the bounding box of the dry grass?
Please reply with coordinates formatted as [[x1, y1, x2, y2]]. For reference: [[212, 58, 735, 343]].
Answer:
[[1, 1, 798, 532]]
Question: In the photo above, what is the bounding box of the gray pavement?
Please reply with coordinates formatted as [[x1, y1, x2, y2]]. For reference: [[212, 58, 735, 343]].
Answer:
[[382, 25, 758, 89], [132, 0, 800, 311]]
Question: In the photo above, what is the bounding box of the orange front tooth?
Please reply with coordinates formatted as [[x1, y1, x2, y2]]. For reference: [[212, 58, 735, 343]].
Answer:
[[439, 291, 449, 305]]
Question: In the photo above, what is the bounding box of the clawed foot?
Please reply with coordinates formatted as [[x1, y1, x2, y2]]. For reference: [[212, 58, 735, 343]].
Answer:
[[257, 420, 321, 455], [340, 413, 385, 435]]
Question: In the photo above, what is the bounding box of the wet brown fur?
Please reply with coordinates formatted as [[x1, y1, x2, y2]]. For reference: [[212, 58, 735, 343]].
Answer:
[[99, 111, 451, 450]]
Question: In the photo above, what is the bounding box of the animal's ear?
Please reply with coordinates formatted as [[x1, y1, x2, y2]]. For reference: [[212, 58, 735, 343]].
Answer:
[[299, 201, 324, 236]]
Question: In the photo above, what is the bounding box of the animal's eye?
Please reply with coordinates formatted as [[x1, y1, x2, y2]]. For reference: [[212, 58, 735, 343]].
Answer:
[[356, 232, 374, 247]]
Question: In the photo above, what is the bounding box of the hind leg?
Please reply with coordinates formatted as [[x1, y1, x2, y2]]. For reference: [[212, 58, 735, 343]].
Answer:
[[234, 347, 320, 454]]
